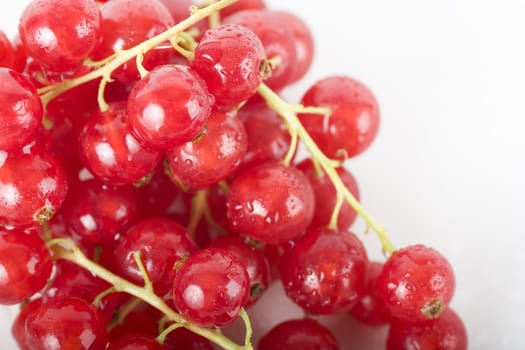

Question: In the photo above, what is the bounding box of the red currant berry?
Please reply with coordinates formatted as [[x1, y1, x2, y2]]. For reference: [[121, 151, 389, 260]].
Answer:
[[224, 10, 297, 90], [348, 261, 391, 326], [258, 318, 339, 350], [226, 162, 315, 245], [78, 101, 162, 186], [299, 76, 380, 159], [220, 0, 266, 18], [376, 244, 456, 321], [164, 327, 215, 350], [107, 334, 166, 350], [108, 309, 159, 342], [128, 64, 215, 150], [60, 180, 138, 248], [297, 159, 360, 231], [159, 0, 192, 24], [0, 144, 68, 227], [92, 0, 174, 84], [387, 308, 468, 350], [274, 11, 314, 83], [115, 217, 198, 295], [280, 227, 368, 314], [166, 109, 248, 190], [0, 31, 15, 69], [0, 228, 52, 304], [191, 23, 267, 107], [209, 236, 270, 307], [19, 0, 102, 71], [0, 68, 42, 150], [172, 248, 250, 327], [45, 260, 120, 323], [26, 297, 107, 350], [12, 298, 42, 350], [237, 99, 291, 171]]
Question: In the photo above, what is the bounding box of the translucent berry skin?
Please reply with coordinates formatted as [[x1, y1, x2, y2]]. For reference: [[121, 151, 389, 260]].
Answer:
[[164, 327, 215, 350], [128, 65, 215, 150], [116, 217, 198, 295], [107, 334, 166, 350], [191, 24, 267, 107], [297, 159, 360, 231], [226, 162, 315, 244], [18, 0, 102, 70], [166, 109, 248, 190], [299, 76, 380, 159], [93, 0, 174, 84], [159, 0, 192, 24], [220, 0, 266, 18], [172, 248, 250, 327], [0, 68, 43, 150], [349, 261, 391, 326], [79, 101, 162, 186], [280, 227, 368, 314], [0, 145, 68, 227], [237, 99, 291, 171], [274, 11, 314, 83], [0, 31, 15, 69], [258, 318, 339, 350], [12, 298, 42, 350], [209, 236, 270, 307], [224, 10, 297, 90], [60, 180, 138, 248], [0, 229, 52, 304], [26, 297, 107, 350], [376, 244, 456, 321], [387, 308, 468, 350]]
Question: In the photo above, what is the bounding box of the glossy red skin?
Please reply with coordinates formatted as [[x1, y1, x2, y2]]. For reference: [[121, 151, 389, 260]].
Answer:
[[0, 31, 15, 69], [116, 217, 198, 295], [237, 99, 291, 171], [224, 10, 297, 90], [164, 327, 215, 350], [297, 159, 360, 231], [387, 308, 468, 350], [0, 144, 68, 227], [275, 11, 314, 83], [108, 310, 159, 342], [209, 236, 270, 307], [93, 0, 174, 84], [376, 244, 456, 322], [60, 180, 138, 248], [26, 297, 107, 350], [226, 162, 315, 245], [0, 229, 52, 304], [128, 65, 215, 150], [172, 248, 250, 327], [300, 76, 380, 159], [12, 298, 43, 350], [11, 36, 28, 72], [19, 0, 102, 70], [349, 261, 391, 326], [44, 260, 120, 323], [107, 334, 166, 350], [159, 0, 192, 24], [258, 318, 339, 350], [0, 68, 42, 150], [221, 0, 266, 17], [191, 24, 266, 107], [280, 228, 368, 314], [166, 109, 248, 190], [79, 101, 162, 186], [135, 165, 189, 222]]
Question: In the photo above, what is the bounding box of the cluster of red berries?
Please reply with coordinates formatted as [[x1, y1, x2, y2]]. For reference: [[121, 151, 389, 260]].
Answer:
[[0, 0, 467, 349]]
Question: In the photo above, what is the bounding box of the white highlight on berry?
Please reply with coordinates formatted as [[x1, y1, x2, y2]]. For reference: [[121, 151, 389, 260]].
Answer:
[[0, 182, 21, 208], [142, 103, 165, 131], [95, 142, 116, 166], [183, 284, 205, 309]]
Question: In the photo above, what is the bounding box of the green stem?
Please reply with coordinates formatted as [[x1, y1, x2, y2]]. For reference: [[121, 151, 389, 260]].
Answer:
[[37, 0, 241, 107], [257, 83, 396, 255], [48, 239, 252, 350]]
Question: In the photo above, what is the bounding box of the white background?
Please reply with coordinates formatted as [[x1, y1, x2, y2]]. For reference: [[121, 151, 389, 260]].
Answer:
[[1, 0, 525, 349]]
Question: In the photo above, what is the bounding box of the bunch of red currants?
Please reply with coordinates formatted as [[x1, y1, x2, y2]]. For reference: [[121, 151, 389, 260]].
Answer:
[[0, 0, 467, 349]]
